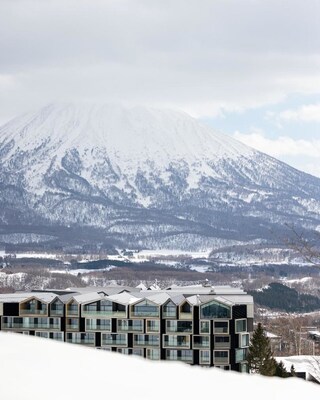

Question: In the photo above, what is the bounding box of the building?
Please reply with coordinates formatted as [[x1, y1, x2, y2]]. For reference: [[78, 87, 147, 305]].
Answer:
[[275, 356, 320, 384], [0, 284, 253, 371]]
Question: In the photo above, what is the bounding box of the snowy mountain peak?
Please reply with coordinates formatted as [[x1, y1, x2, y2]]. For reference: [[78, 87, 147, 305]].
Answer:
[[1, 102, 320, 252], [0, 102, 255, 167]]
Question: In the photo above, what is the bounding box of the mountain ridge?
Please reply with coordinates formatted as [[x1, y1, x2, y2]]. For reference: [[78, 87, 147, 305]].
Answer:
[[0, 102, 320, 254]]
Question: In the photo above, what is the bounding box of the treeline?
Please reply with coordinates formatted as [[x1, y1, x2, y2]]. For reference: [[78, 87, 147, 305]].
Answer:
[[248, 282, 320, 312]]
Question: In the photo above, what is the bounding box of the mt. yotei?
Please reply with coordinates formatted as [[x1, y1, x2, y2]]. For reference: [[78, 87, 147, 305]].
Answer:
[[0, 102, 320, 254]]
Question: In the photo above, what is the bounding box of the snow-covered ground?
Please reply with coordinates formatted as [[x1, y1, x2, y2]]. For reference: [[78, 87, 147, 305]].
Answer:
[[0, 332, 318, 400]]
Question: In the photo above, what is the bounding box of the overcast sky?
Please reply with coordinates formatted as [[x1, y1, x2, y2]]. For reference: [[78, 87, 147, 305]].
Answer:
[[1, 0, 320, 176]]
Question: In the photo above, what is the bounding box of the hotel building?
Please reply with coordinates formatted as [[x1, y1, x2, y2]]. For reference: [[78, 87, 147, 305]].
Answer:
[[0, 284, 253, 372]]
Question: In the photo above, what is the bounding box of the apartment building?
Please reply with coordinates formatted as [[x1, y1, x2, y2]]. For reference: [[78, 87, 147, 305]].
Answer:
[[0, 284, 253, 372]]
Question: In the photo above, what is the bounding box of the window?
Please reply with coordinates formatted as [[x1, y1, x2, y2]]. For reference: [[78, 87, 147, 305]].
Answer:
[[239, 333, 250, 348], [214, 336, 230, 349], [200, 350, 210, 364], [193, 335, 210, 349], [235, 319, 247, 333], [164, 335, 190, 348], [200, 321, 210, 334], [200, 301, 231, 319], [131, 300, 159, 317], [117, 319, 143, 332], [166, 320, 192, 333], [166, 350, 193, 362], [214, 351, 229, 364], [146, 349, 160, 360], [214, 321, 229, 334], [146, 319, 160, 333], [236, 348, 248, 363], [163, 301, 176, 317]]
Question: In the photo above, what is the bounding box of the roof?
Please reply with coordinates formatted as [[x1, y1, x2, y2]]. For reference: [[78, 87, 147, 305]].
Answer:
[[275, 356, 320, 383], [0, 292, 57, 303], [0, 284, 253, 308], [71, 292, 105, 304]]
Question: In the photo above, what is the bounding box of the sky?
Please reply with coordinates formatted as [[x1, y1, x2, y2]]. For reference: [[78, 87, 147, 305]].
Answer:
[[0, 332, 319, 400], [0, 0, 319, 176]]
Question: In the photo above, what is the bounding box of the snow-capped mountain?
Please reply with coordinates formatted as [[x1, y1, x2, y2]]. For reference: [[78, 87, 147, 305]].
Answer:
[[1, 102, 320, 253]]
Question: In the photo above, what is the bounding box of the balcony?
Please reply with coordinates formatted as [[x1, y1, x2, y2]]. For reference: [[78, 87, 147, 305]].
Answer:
[[193, 336, 210, 349], [82, 310, 126, 318], [133, 335, 160, 347], [163, 310, 176, 318], [163, 335, 190, 349], [20, 308, 47, 316], [166, 350, 193, 362], [179, 312, 192, 320], [101, 334, 128, 347]]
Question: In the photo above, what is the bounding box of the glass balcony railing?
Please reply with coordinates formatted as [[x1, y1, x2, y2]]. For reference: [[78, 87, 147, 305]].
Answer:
[[20, 309, 47, 316], [163, 310, 176, 318], [164, 340, 190, 348], [66, 324, 79, 330], [82, 310, 126, 318], [131, 311, 159, 317]]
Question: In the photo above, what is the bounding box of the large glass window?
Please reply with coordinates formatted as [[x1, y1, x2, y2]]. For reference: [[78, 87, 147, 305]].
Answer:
[[146, 319, 160, 333], [200, 301, 231, 319], [164, 335, 190, 348], [133, 334, 159, 346], [50, 300, 64, 316], [102, 333, 127, 346], [193, 335, 210, 349], [236, 348, 248, 363], [166, 320, 192, 333], [20, 299, 47, 315], [85, 318, 111, 331], [66, 332, 95, 345], [67, 301, 78, 316], [163, 301, 176, 318], [131, 300, 159, 317], [239, 333, 250, 348], [117, 319, 143, 332], [235, 319, 247, 333], [146, 349, 160, 360], [166, 350, 193, 362], [200, 350, 210, 364], [66, 318, 79, 330], [200, 321, 210, 334]]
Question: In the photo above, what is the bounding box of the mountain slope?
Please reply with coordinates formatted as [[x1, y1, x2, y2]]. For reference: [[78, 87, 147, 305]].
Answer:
[[0, 103, 320, 253]]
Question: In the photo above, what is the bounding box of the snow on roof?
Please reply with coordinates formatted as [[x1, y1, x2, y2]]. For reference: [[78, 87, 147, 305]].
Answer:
[[107, 291, 140, 305], [308, 330, 320, 338], [276, 356, 320, 383], [0, 292, 57, 303], [0, 332, 319, 400], [135, 282, 147, 290], [71, 292, 105, 304]]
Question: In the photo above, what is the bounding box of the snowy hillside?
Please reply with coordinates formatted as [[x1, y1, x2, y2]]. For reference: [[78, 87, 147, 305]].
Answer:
[[0, 332, 318, 400], [1, 103, 320, 252]]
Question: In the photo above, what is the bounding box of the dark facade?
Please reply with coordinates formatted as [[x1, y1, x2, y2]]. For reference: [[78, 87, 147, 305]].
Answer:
[[0, 285, 254, 372]]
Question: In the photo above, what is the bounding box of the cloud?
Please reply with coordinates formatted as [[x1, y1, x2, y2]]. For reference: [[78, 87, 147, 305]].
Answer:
[[233, 131, 320, 157], [277, 103, 320, 122], [0, 0, 320, 121], [232, 131, 320, 177]]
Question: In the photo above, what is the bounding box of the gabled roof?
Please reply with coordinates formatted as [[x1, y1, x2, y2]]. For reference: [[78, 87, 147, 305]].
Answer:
[[70, 292, 105, 305], [0, 292, 57, 304], [107, 292, 140, 305]]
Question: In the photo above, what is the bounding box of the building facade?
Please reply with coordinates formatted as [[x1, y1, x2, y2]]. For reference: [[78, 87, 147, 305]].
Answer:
[[0, 284, 253, 372]]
